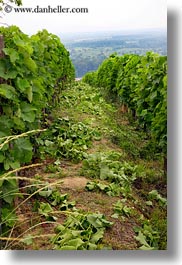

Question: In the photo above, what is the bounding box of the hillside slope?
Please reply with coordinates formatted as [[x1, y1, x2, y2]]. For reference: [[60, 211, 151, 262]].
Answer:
[[1, 82, 167, 250]]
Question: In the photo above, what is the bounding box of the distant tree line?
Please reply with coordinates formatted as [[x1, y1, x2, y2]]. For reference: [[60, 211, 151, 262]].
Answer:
[[66, 35, 167, 77]]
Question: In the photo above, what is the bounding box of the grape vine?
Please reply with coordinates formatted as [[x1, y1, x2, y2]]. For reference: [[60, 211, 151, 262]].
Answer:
[[83, 52, 167, 169], [0, 26, 75, 239]]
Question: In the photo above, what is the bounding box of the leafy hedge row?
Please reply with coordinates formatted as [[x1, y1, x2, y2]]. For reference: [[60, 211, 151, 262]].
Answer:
[[0, 26, 74, 237], [0, 26, 75, 172], [83, 53, 167, 157]]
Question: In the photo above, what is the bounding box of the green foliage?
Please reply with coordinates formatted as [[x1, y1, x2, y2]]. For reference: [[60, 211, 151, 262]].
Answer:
[[82, 152, 138, 184], [0, 26, 74, 173], [59, 82, 111, 118], [112, 200, 134, 219], [0, 26, 167, 250], [1, 207, 17, 228], [148, 190, 167, 207], [82, 71, 98, 87], [0, 178, 19, 235], [116, 54, 141, 111], [36, 117, 99, 162], [134, 223, 160, 250], [0, 178, 19, 204], [52, 212, 113, 250], [85, 180, 122, 197], [0, 26, 74, 238], [31, 30, 75, 107], [88, 52, 167, 157], [25, 181, 113, 250], [0, 138, 32, 171], [134, 189, 167, 250], [83, 152, 140, 196], [133, 53, 167, 154], [0, 131, 44, 242], [149, 207, 167, 249], [97, 53, 120, 98]]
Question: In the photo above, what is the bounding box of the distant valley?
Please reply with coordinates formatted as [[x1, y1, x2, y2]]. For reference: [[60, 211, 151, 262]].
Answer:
[[60, 30, 167, 78]]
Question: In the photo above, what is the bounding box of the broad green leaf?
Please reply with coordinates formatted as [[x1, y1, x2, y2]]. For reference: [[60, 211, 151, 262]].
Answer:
[[150, 91, 157, 100], [141, 109, 148, 117], [2, 105, 12, 116], [24, 58, 37, 72], [12, 138, 33, 163], [65, 238, 84, 249], [87, 214, 103, 229], [97, 183, 108, 191], [2, 179, 19, 204], [71, 230, 82, 237], [135, 231, 150, 248], [3, 48, 20, 63], [4, 159, 11, 171], [9, 161, 21, 169], [0, 131, 9, 137], [14, 39, 33, 54], [88, 243, 97, 250], [32, 79, 45, 97], [111, 213, 119, 219], [163, 75, 167, 87], [4, 70, 18, 79], [122, 205, 132, 217], [0, 60, 18, 79], [148, 190, 159, 198], [20, 102, 37, 122], [16, 77, 30, 92], [0, 84, 18, 101], [1, 208, 17, 227], [13, 117, 25, 130], [90, 229, 104, 243], [55, 224, 65, 233], [38, 202, 53, 216], [20, 102, 37, 112], [85, 182, 96, 191], [39, 189, 52, 198]]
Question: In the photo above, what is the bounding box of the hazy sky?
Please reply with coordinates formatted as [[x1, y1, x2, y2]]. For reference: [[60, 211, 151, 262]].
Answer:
[[1, 0, 167, 35]]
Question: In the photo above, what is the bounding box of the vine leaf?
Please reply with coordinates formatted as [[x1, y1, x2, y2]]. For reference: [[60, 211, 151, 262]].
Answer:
[[0, 84, 18, 100], [3, 47, 20, 64]]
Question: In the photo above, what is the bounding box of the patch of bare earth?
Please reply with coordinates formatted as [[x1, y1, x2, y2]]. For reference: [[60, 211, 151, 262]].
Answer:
[[12, 138, 138, 250], [61, 176, 88, 189]]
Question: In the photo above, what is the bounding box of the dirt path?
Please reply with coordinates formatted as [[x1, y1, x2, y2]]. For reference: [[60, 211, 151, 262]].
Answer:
[[7, 83, 166, 250]]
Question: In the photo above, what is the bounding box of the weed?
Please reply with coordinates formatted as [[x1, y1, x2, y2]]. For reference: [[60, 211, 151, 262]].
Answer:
[[112, 200, 134, 219], [82, 152, 143, 197], [148, 190, 167, 207], [52, 212, 113, 250], [36, 117, 101, 162]]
